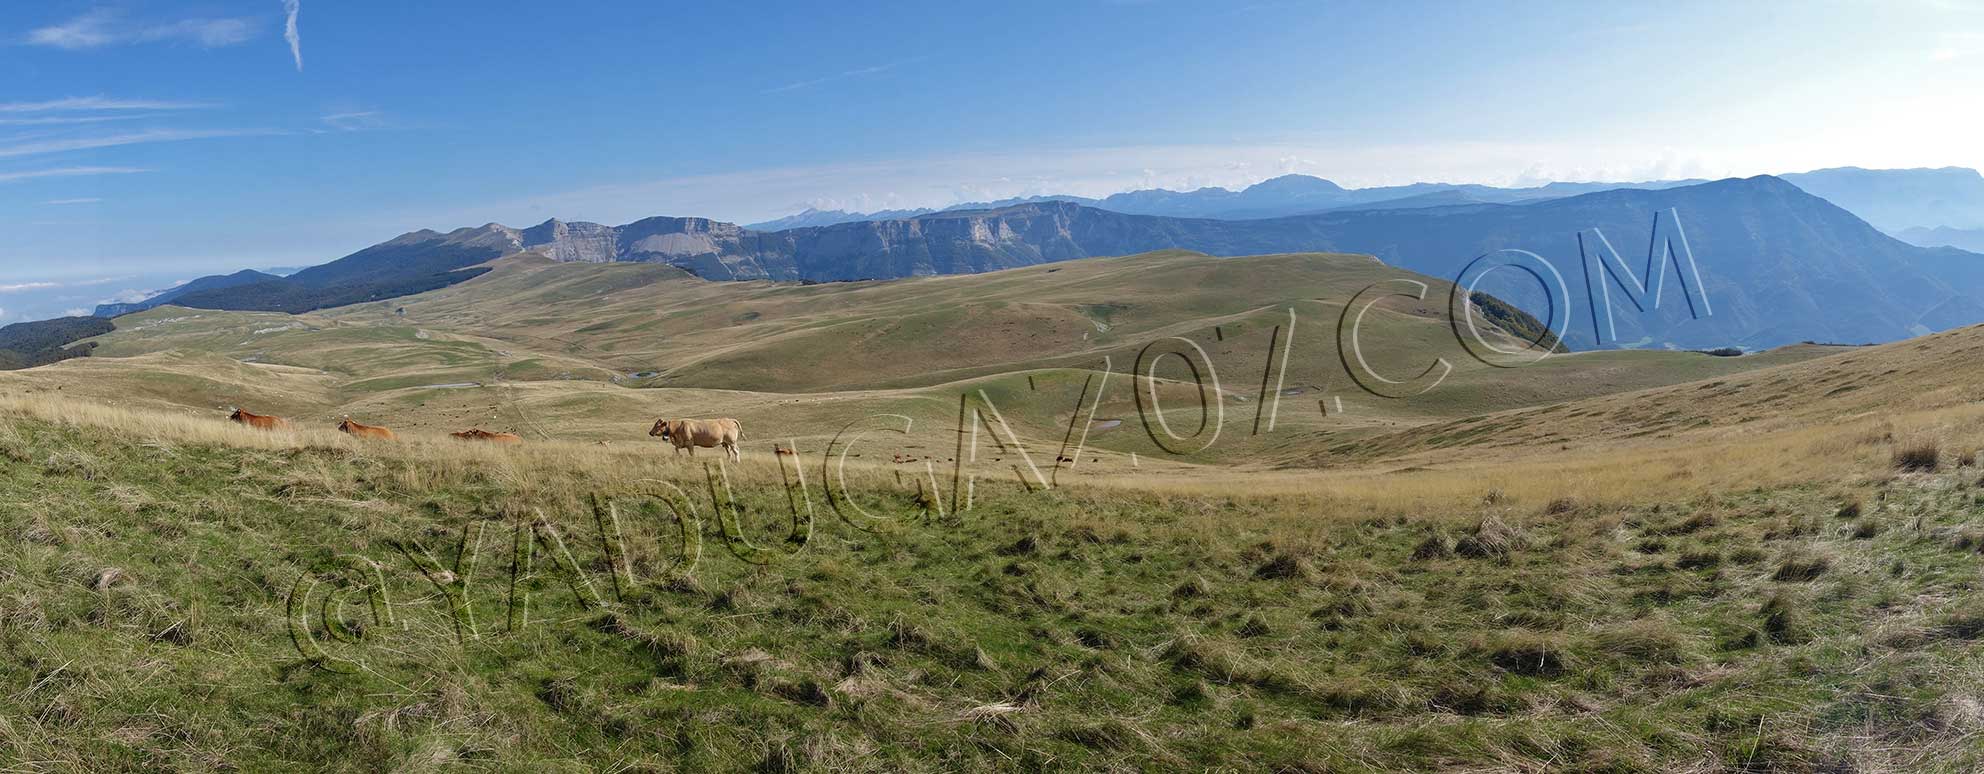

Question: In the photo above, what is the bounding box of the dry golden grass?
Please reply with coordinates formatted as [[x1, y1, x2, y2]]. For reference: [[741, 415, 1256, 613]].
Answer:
[[1049, 400, 1984, 528], [0, 391, 988, 506], [7, 337, 1984, 772], [12, 375, 1980, 533]]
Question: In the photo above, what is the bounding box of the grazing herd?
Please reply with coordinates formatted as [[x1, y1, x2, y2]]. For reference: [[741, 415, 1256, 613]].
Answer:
[[229, 407, 741, 455]]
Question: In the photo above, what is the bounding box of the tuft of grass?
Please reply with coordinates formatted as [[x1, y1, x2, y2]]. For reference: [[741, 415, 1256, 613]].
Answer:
[[1675, 548, 1722, 570], [1171, 575, 1212, 599], [1772, 552, 1831, 582], [1594, 620, 1695, 665], [1253, 551, 1316, 581], [1408, 534, 1453, 561], [1455, 516, 1526, 558], [1893, 441, 1941, 472], [1936, 610, 1984, 641], [1760, 593, 1807, 644], [1473, 630, 1570, 677]]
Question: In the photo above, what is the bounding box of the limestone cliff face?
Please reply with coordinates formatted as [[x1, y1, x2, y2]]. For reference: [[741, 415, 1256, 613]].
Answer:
[[480, 204, 1156, 282], [519, 219, 615, 263]]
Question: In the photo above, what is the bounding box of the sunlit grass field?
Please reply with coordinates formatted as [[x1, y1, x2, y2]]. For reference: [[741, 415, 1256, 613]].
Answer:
[[4, 253, 1984, 770], [2, 388, 1982, 770]]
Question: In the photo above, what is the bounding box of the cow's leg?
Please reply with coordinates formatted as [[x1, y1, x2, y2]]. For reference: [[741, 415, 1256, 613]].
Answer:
[[725, 442, 739, 462]]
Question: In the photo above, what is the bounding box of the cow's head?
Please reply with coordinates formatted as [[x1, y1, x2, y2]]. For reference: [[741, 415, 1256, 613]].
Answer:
[[648, 419, 672, 439], [228, 408, 244, 422], [337, 417, 353, 433]]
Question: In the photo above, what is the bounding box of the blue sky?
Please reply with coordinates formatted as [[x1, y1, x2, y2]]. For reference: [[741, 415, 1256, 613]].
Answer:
[[2, 0, 1981, 320]]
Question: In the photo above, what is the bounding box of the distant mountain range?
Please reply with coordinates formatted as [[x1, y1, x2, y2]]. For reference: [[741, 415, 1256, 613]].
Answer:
[[102, 173, 1984, 352], [1896, 225, 1984, 253], [742, 176, 1711, 229], [1780, 167, 1984, 231], [748, 167, 1984, 235]]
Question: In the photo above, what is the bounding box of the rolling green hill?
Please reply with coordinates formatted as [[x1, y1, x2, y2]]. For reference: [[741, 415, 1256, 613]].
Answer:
[[0, 250, 1842, 471]]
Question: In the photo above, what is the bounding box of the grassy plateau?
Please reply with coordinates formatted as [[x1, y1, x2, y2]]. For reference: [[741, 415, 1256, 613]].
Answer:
[[0, 250, 1980, 771]]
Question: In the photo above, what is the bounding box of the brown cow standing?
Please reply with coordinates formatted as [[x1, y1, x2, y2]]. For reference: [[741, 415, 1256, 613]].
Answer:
[[228, 408, 289, 430], [451, 428, 523, 444], [337, 417, 397, 440], [649, 418, 742, 461]]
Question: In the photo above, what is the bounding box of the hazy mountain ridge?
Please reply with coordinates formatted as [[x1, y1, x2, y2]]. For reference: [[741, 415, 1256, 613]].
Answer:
[[741, 177, 1984, 349], [747, 175, 1714, 226], [1780, 167, 1984, 231], [93, 269, 286, 318], [1250, 176, 1984, 350], [1895, 225, 1984, 253], [99, 174, 1984, 351], [744, 168, 1984, 231]]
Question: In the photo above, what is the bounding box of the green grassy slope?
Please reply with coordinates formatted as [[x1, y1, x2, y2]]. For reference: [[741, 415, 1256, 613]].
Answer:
[[1, 402, 1980, 771]]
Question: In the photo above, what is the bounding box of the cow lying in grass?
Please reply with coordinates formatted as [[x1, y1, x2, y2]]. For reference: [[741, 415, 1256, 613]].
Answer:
[[451, 428, 522, 444], [228, 408, 289, 431], [337, 417, 397, 440]]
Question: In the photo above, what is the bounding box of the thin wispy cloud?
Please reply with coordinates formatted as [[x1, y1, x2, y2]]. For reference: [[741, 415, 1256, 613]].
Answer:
[[142, 18, 256, 47], [283, 0, 303, 71], [25, 10, 117, 49], [763, 57, 924, 94], [0, 97, 217, 113], [0, 282, 61, 294], [27, 9, 257, 50], [320, 111, 384, 131], [44, 198, 103, 205], [0, 276, 133, 294], [0, 113, 161, 127], [0, 166, 149, 183], [0, 129, 276, 160]]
